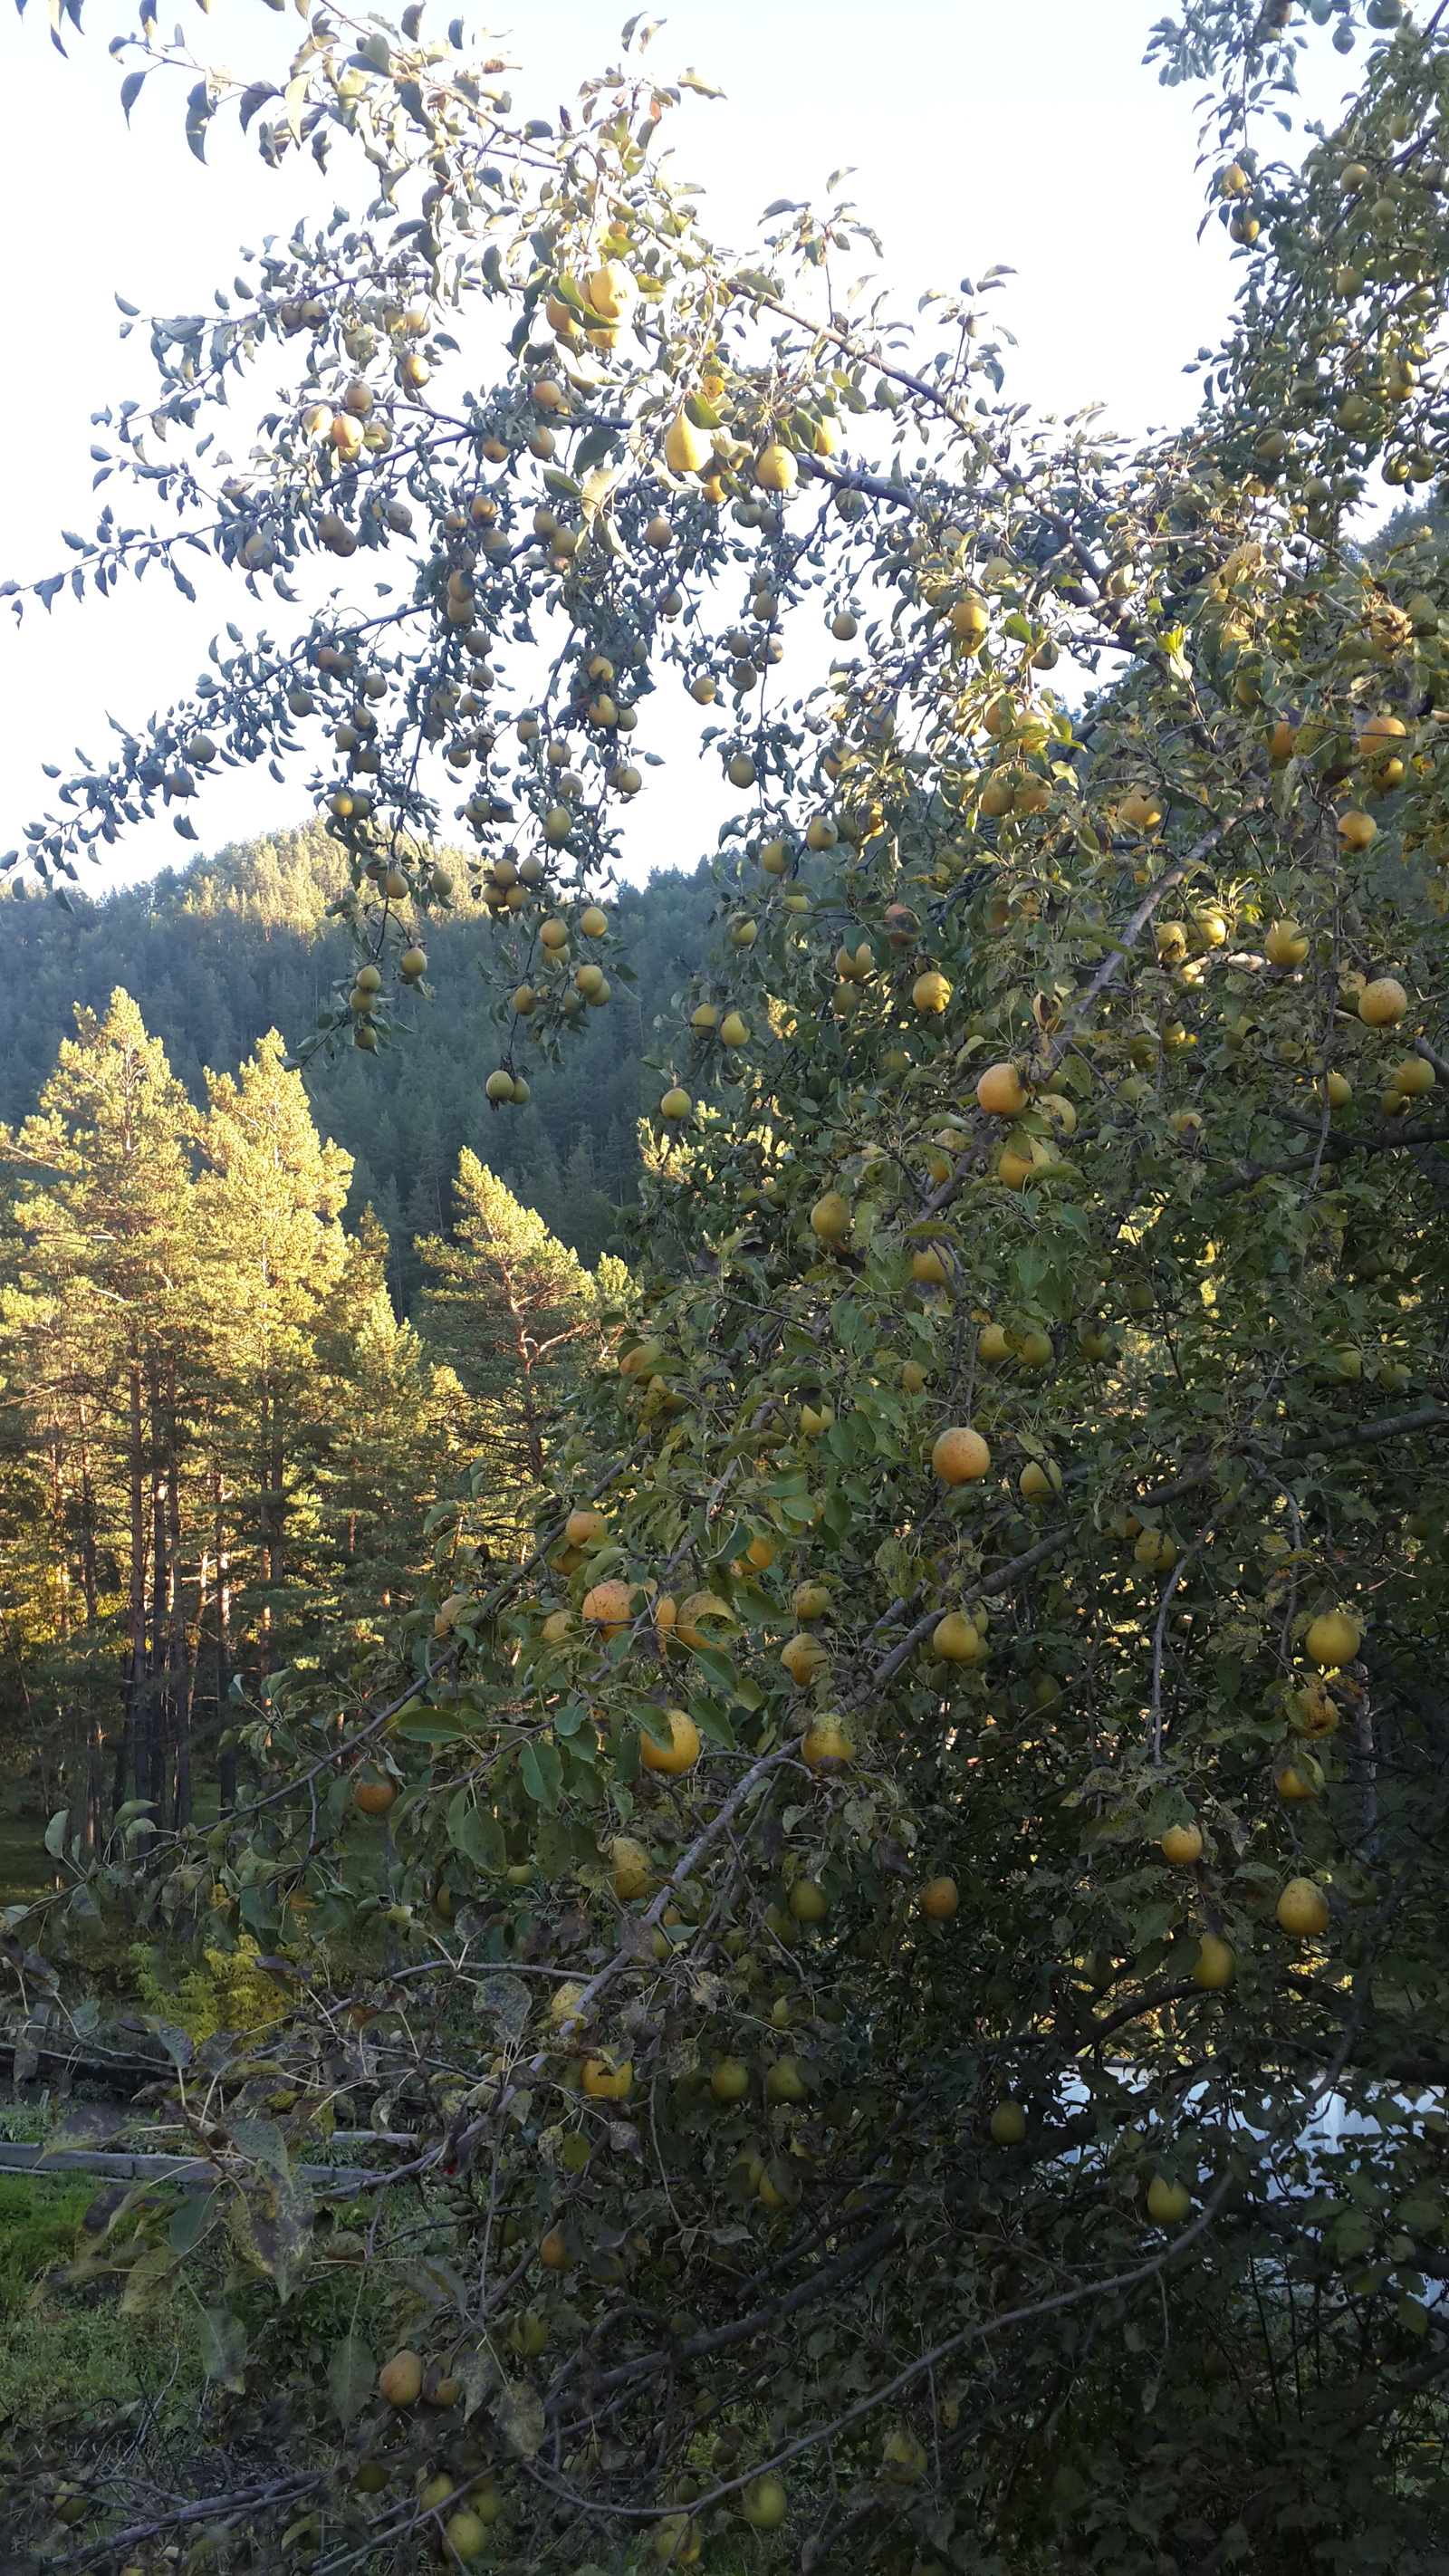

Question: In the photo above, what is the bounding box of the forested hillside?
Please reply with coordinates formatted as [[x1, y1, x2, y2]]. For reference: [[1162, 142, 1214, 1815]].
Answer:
[[0, 825, 714, 1289]]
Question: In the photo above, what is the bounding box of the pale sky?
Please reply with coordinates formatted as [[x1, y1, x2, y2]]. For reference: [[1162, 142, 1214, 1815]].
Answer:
[[0, 1, 1361, 898]]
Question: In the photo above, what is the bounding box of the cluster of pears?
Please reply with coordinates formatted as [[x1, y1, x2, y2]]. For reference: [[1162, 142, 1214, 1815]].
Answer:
[[485, 896, 620, 1100]]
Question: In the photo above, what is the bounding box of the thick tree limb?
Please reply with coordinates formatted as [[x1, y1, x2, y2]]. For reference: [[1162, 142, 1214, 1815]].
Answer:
[[1359, 1643, 1449, 1758], [1209, 1116, 1449, 1197], [1133, 1401, 1449, 1512], [1045, 803, 1266, 1074], [50, 2474, 322, 2575], [558, 2216, 906, 2417]]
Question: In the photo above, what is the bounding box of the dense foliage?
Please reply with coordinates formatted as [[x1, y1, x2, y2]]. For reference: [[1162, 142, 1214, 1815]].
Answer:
[[4, 3, 1449, 2573]]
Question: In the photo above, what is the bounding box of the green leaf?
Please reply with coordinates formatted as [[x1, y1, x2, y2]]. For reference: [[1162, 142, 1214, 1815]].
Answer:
[[473, 1973, 531, 2038], [495, 2378, 547, 2456], [520, 1739, 562, 1808], [573, 425, 619, 474], [448, 1793, 506, 1872], [230, 2116, 289, 2174], [226, 2161, 314, 2302], [689, 1646, 742, 1696], [39, 2103, 130, 2159], [168, 2189, 220, 2254], [459, 2343, 498, 2417], [184, 79, 211, 165], [692, 1702, 737, 1747], [397, 1701, 473, 1742], [327, 2333, 375, 2425], [140, 2015, 194, 2068], [43, 1807, 69, 1860], [198, 2303, 248, 2393], [120, 2244, 178, 2315]]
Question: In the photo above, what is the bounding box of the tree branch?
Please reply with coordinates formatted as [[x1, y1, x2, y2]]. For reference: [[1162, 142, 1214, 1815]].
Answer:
[[1133, 1402, 1449, 1512], [52, 2474, 322, 2574], [1209, 1118, 1449, 1197]]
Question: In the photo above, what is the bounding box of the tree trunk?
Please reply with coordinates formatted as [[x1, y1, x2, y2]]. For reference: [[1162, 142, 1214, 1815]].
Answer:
[[257, 1379, 274, 1667], [46, 1418, 71, 1643], [76, 1398, 100, 1629], [72, 1398, 105, 1861], [149, 1429, 169, 1826], [82, 1726, 105, 1865], [504, 1275, 546, 1481], [269, 1394, 285, 1602], [120, 1346, 148, 1812], [215, 1466, 235, 1815], [166, 1360, 192, 1831]]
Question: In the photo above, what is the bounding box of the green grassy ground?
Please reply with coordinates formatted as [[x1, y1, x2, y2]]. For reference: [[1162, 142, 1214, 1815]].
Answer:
[[0, 2173, 93, 2318], [0, 2170, 205, 2432]]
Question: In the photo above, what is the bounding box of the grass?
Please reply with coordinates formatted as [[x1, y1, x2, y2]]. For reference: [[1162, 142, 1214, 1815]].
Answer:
[[0, 2172, 92, 2319], [0, 2288, 203, 2433], [0, 2170, 206, 2434]]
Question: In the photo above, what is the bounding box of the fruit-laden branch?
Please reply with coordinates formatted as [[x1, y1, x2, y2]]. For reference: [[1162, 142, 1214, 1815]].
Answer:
[[1072, 1977, 1211, 2046], [1181, 2339, 1449, 2576], [919, 805, 1265, 1225], [1239, 2182, 1449, 2284], [566, 2080, 1136, 2433], [445, 1522, 1086, 2206], [533, 2173, 1241, 2537], [1046, 803, 1267, 1070], [196, 1453, 637, 1848], [805, 454, 919, 513], [846, 1523, 1077, 1703], [558, 2215, 905, 2415], [437, 1739, 800, 2193], [684, 1916, 1449, 2534], [742, 280, 1184, 676]]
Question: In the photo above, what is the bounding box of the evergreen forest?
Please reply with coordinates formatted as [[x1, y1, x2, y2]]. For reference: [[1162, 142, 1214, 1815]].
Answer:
[[0, 826, 715, 1286]]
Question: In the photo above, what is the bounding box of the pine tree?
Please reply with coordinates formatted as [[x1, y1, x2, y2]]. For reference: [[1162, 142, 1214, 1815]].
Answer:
[[310, 1204, 461, 1639], [194, 1032, 352, 1693], [0, 993, 197, 1833], [0, 1005, 565, 1850], [415, 1152, 604, 1555]]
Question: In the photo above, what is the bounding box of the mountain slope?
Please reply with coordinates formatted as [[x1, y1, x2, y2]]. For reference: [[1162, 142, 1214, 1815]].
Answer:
[[0, 825, 715, 1295]]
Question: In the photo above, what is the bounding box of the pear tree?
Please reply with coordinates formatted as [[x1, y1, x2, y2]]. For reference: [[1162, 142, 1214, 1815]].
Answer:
[[8, 3, 1449, 2569]]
